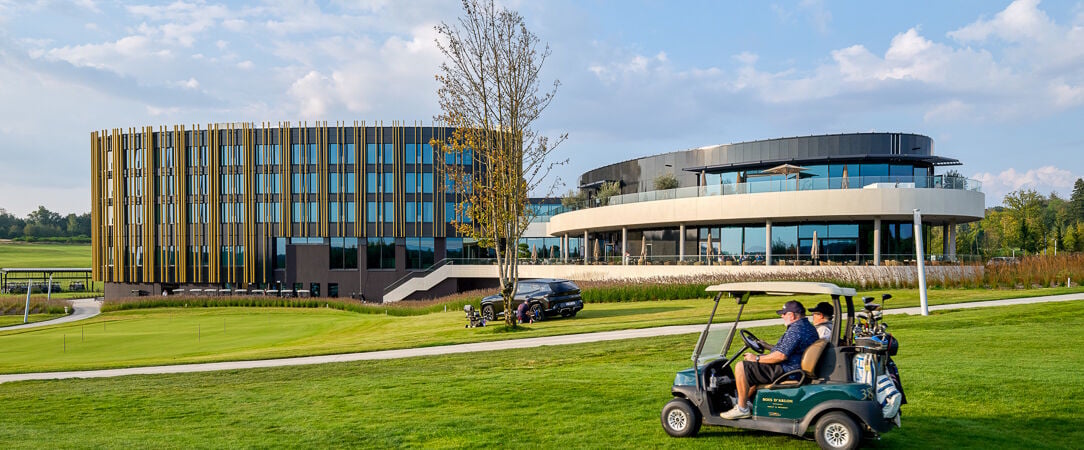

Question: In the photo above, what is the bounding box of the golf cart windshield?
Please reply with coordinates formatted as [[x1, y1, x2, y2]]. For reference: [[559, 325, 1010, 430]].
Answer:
[[692, 282, 856, 366], [694, 323, 734, 365]]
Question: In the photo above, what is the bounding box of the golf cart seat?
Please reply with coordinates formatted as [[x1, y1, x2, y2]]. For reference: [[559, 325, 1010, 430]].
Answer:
[[761, 339, 828, 389]]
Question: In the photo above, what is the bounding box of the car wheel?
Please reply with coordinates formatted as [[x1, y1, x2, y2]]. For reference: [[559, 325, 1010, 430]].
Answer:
[[815, 412, 861, 450], [528, 303, 545, 322], [660, 398, 700, 438], [481, 305, 495, 322]]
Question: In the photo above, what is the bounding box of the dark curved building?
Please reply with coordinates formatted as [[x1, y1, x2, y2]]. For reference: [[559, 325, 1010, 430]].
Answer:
[[548, 132, 984, 265]]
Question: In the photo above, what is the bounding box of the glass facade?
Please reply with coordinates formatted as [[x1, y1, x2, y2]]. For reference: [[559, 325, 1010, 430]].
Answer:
[[366, 237, 395, 270]]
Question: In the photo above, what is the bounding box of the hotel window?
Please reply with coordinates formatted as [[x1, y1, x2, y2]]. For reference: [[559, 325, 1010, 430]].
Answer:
[[328, 144, 339, 165], [291, 144, 300, 165], [367, 173, 378, 194], [383, 143, 394, 164], [329, 173, 339, 194], [405, 172, 417, 194], [422, 143, 433, 164], [345, 202, 356, 223], [366, 236, 395, 269], [345, 143, 355, 164], [329, 202, 340, 223], [406, 144, 417, 164], [366, 143, 377, 164], [406, 237, 435, 269], [383, 202, 394, 223], [345, 173, 355, 193], [308, 143, 318, 164], [383, 173, 394, 193], [367, 202, 378, 223]]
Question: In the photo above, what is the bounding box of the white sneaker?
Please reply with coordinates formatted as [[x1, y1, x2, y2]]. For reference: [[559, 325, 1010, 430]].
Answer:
[[719, 404, 751, 420]]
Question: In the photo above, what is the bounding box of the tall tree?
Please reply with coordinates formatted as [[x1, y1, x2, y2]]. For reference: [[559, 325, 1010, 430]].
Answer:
[[1002, 189, 1045, 253], [435, 0, 566, 327], [1071, 178, 1084, 223]]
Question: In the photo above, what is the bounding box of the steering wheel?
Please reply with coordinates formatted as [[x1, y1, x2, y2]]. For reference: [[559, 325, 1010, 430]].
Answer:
[[740, 329, 771, 354]]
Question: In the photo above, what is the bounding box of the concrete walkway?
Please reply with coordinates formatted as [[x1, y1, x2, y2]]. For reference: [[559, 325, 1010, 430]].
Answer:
[[1, 293, 1080, 384], [0, 298, 101, 331]]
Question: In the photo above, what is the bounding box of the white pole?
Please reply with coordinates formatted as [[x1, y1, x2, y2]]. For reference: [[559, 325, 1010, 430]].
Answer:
[[914, 209, 929, 316], [23, 281, 33, 324], [46, 273, 53, 302]]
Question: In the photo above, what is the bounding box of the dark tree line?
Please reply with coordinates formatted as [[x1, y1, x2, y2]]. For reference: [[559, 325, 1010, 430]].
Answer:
[[0, 206, 91, 240]]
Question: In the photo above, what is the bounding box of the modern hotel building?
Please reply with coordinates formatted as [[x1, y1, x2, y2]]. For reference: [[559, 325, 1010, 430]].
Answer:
[[92, 128, 983, 300], [546, 133, 984, 266]]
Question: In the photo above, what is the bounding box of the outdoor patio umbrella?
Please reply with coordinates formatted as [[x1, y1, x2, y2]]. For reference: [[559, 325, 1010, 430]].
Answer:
[[761, 163, 810, 191], [811, 230, 820, 264], [841, 165, 850, 189], [594, 238, 601, 262], [706, 233, 713, 265], [640, 235, 647, 264], [531, 244, 537, 261]]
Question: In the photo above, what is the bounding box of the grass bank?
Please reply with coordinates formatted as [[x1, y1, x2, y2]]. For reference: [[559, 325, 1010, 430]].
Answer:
[[0, 242, 91, 268], [0, 301, 1079, 448], [2, 287, 1080, 374], [0, 314, 66, 328]]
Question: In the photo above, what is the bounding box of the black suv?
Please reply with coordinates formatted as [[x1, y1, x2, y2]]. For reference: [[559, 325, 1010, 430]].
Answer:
[[479, 278, 583, 322]]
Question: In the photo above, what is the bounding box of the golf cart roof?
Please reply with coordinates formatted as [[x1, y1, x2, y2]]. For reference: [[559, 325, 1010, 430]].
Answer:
[[705, 281, 856, 297]]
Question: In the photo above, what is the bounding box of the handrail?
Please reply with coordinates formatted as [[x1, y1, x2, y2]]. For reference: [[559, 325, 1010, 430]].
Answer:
[[382, 258, 455, 294], [556, 175, 981, 213]]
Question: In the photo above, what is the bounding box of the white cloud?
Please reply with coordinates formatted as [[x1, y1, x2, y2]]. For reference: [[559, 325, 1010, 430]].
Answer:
[[236, 60, 253, 70], [973, 166, 1080, 204], [949, 0, 1051, 43], [924, 100, 975, 122], [179, 77, 199, 89]]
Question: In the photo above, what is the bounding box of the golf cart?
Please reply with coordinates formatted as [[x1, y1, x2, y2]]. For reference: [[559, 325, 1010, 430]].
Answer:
[[660, 282, 903, 449]]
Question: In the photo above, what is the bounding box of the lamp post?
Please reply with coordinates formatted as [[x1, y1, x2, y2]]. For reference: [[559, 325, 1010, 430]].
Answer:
[[914, 209, 929, 316]]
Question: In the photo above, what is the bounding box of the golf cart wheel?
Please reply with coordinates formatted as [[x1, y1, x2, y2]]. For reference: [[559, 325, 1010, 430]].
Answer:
[[660, 398, 701, 437], [815, 412, 861, 450], [529, 303, 545, 322], [481, 305, 495, 321]]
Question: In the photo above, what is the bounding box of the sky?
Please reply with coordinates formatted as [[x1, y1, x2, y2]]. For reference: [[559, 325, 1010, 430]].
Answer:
[[1, 0, 1083, 216]]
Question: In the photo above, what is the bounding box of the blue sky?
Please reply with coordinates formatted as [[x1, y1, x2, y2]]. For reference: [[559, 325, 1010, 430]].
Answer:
[[1, 0, 1082, 216]]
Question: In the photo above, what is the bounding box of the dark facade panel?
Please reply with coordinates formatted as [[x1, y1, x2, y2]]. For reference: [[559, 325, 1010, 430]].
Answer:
[[578, 133, 940, 194]]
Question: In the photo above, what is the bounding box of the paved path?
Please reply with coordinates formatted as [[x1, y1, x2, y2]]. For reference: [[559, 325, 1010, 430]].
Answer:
[[0, 298, 101, 331], [1, 293, 1081, 384]]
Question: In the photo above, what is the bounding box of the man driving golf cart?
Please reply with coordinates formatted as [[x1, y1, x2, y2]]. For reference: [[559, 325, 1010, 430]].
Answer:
[[720, 300, 818, 420], [660, 281, 903, 450]]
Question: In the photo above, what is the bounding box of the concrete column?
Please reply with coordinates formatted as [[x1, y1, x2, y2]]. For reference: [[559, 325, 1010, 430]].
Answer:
[[679, 224, 686, 262], [622, 227, 628, 265], [873, 218, 882, 266], [947, 222, 957, 261], [584, 230, 589, 264], [562, 234, 568, 263], [765, 220, 773, 266]]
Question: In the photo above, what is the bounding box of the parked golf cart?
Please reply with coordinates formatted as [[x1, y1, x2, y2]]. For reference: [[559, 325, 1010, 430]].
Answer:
[[660, 282, 903, 450]]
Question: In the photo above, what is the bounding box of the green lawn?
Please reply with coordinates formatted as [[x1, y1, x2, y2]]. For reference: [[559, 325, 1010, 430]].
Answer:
[[0, 242, 91, 268], [0, 301, 1078, 448], [1, 286, 1081, 374]]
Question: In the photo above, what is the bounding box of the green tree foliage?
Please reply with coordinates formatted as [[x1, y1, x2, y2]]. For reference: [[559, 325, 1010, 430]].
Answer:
[[653, 172, 679, 190], [561, 189, 587, 209], [595, 181, 621, 206], [1071, 178, 1084, 222], [0, 206, 89, 241]]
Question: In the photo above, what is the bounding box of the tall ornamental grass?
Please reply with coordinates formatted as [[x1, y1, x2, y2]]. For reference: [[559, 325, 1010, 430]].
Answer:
[[0, 297, 70, 315]]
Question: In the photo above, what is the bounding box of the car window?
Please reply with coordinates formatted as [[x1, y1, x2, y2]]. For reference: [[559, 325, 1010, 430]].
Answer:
[[515, 283, 535, 295], [553, 281, 579, 292]]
